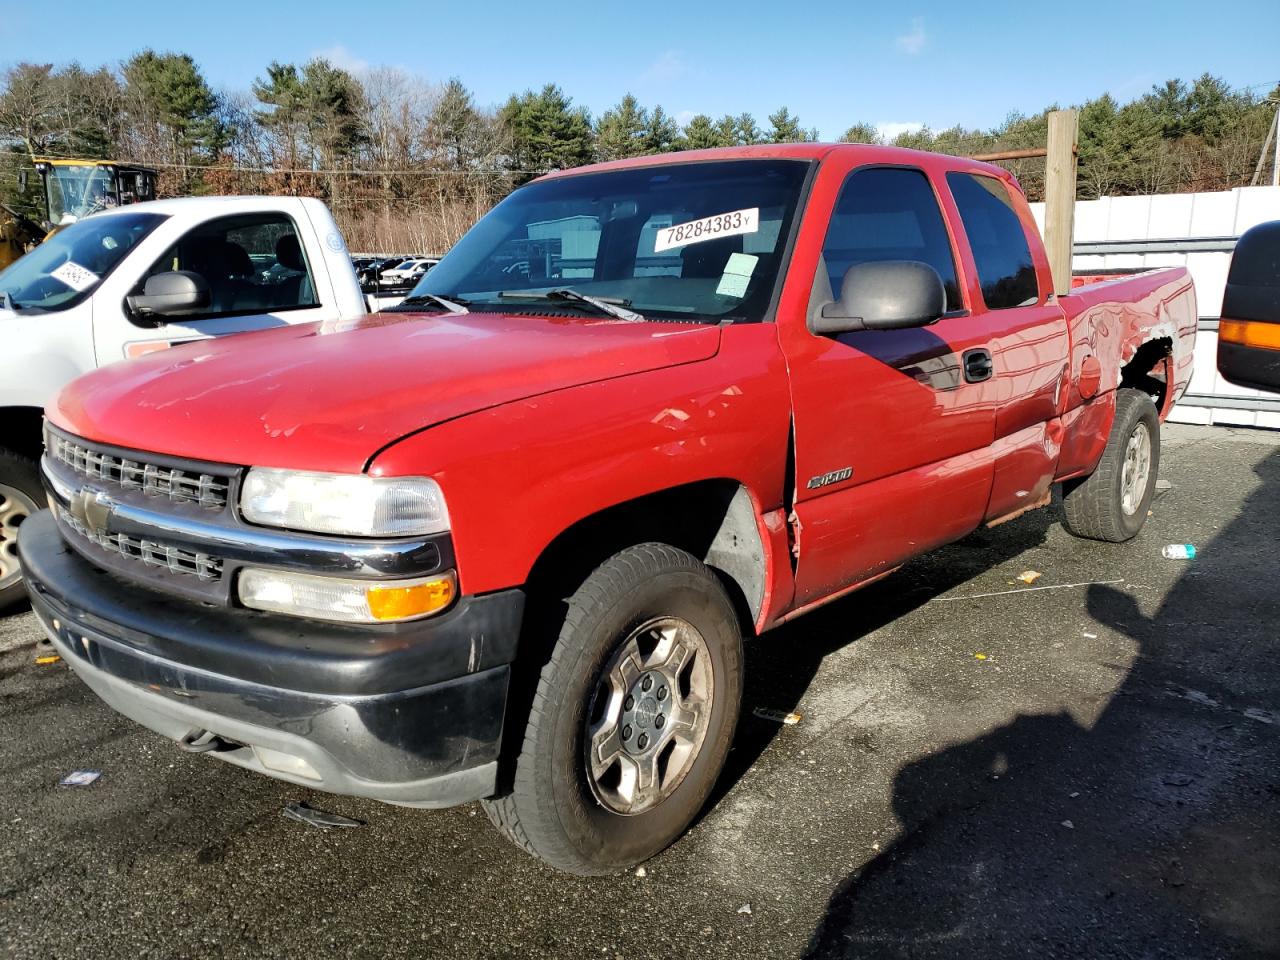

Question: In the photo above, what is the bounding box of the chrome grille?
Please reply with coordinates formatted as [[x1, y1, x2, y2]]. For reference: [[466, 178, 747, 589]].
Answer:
[[48, 433, 228, 509], [63, 513, 223, 581]]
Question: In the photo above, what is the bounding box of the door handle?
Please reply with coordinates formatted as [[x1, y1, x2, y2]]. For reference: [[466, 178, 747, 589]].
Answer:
[[963, 348, 994, 383]]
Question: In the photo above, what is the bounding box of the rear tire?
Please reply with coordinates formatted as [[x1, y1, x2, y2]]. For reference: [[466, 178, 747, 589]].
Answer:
[[1062, 388, 1160, 542], [482, 543, 743, 875], [0, 449, 41, 612]]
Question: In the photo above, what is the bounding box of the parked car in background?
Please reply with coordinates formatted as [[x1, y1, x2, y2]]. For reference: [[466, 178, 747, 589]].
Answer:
[[403, 257, 439, 282], [356, 256, 412, 292], [22, 144, 1195, 874], [0, 195, 370, 609], [379, 257, 435, 286]]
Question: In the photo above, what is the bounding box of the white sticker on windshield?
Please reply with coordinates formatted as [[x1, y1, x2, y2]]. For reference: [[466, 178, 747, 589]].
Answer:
[[654, 208, 758, 253], [51, 261, 100, 292], [716, 252, 759, 298]]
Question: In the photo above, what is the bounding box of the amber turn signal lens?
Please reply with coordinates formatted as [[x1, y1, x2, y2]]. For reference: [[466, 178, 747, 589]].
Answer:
[[1220, 319, 1280, 351], [366, 573, 456, 621], [238, 568, 457, 623]]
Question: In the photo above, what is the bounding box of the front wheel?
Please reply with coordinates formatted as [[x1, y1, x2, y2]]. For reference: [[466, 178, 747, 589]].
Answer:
[[0, 449, 42, 612], [483, 543, 743, 875], [1062, 388, 1161, 542]]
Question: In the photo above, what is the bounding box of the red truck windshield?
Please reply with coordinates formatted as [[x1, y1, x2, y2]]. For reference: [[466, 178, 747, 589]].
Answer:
[[415, 159, 812, 323]]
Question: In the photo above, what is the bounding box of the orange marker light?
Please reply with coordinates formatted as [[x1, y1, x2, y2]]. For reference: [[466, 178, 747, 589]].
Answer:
[[366, 573, 456, 622], [1220, 320, 1280, 351]]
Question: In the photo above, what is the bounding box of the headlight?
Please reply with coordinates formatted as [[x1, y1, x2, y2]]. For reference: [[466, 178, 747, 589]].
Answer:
[[238, 568, 456, 623], [240, 468, 448, 537]]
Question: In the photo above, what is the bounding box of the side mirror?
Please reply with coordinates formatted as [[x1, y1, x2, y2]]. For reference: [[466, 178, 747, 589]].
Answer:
[[811, 260, 946, 336], [1218, 220, 1280, 393], [127, 271, 211, 323]]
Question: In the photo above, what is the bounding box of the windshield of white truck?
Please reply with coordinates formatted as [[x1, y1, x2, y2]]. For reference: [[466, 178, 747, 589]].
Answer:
[[0, 211, 166, 313], [412, 159, 812, 323]]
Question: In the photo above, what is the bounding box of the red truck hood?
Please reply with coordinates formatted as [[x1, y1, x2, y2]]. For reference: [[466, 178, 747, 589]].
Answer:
[[50, 311, 722, 473]]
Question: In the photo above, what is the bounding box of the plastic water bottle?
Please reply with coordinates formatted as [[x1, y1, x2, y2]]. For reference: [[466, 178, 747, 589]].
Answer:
[[1162, 544, 1196, 560]]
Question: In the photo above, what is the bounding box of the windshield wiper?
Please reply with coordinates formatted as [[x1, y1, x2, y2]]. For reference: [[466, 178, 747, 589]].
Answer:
[[392, 293, 470, 314], [499, 288, 644, 322]]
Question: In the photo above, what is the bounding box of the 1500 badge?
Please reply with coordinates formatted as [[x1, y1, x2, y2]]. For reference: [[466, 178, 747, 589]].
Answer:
[[806, 467, 853, 489]]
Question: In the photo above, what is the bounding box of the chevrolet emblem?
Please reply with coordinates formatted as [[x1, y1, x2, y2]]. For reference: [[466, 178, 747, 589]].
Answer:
[[69, 488, 114, 536]]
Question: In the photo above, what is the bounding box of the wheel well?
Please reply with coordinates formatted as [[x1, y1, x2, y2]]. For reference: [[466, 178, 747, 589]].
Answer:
[[0, 407, 45, 462], [1120, 338, 1173, 414], [525, 480, 766, 638], [492, 480, 768, 793]]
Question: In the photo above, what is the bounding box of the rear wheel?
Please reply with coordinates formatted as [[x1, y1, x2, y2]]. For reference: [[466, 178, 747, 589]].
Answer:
[[0, 449, 41, 612], [1062, 388, 1160, 542], [483, 543, 743, 875]]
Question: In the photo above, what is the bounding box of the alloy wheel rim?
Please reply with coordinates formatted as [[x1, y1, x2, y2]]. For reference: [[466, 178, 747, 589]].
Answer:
[[584, 616, 714, 816], [1120, 421, 1152, 516], [0, 482, 39, 591]]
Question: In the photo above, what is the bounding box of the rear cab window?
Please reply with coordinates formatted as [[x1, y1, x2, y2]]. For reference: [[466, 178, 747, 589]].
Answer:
[[945, 173, 1040, 309]]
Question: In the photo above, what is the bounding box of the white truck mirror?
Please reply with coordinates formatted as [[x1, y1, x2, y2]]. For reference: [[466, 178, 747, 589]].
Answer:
[[127, 271, 211, 323]]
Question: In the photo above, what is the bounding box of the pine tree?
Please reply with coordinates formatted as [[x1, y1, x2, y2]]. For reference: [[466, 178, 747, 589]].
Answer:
[[840, 122, 882, 145], [499, 84, 594, 180], [680, 114, 725, 150], [123, 51, 228, 162], [767, 107, 816, 143], [645, 105, 680, 154], [430, 78, 481, 169], [595, 93, 648, 161], [734, 113, 763, 145]]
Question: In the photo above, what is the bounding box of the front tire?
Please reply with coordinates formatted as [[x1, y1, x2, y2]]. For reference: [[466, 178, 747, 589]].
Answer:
[[0, 449, 41, 612], [1062, 388, 1160, 542], [483, 543, 743, 875]]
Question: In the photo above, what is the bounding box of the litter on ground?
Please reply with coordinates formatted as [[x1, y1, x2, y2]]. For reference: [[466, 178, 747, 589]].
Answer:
[[1016, 570, 1043, 584], [59, 770, 101, 787], [938, 579, 1124, 602], [281, 801, 364, 830], [751, 707, 802, 725]]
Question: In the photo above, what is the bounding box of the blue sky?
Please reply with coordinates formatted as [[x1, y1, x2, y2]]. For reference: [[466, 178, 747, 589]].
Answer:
[[4, 0, 1278, 141]]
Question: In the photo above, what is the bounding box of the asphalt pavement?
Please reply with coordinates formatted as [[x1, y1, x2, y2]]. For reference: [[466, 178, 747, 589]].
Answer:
[[1, 423, 1277, 959]]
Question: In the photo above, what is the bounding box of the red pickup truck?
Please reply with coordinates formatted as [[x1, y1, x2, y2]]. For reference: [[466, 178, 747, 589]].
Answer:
[[22, 144, 1196, 875]]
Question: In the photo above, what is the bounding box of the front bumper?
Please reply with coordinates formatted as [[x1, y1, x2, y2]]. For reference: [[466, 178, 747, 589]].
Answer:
[[20, 509, 524, 808]]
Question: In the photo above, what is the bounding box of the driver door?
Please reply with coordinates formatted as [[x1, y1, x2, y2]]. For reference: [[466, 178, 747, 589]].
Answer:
[[778, 163, 998, 606], [96, 210, 332, 362]]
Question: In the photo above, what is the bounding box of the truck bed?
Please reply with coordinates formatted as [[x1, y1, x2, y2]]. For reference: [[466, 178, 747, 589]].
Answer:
[[1058, 266, 1198, 415]]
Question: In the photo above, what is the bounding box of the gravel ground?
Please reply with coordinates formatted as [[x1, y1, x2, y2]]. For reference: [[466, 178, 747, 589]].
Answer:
[[1, 423, 1276, 959]]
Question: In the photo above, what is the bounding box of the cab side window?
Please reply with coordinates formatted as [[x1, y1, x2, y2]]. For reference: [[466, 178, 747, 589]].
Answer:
[[821, 167, 962, 311], [137, 213, 318, 319], [946, 173, 1040, 309]]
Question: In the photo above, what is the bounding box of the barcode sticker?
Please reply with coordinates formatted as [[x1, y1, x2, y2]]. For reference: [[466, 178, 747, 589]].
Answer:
[[655, 208, 758, 253], [51, 261, 100, 292]]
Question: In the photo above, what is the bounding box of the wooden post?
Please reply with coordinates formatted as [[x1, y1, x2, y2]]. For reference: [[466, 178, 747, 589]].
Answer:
[[1043, 109, 1079, 298]]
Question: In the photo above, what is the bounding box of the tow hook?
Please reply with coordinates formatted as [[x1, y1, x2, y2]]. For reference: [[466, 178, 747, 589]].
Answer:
[[176, 728, 233, 753]]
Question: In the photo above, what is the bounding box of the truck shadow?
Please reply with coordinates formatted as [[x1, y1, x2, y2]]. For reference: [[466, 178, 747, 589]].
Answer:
[[800, 449, 1280, 958], [713, 506, 1059, 810]]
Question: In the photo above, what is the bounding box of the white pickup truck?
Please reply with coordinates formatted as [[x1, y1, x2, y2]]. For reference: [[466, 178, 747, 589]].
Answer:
[[0, 195, 371, 608]]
